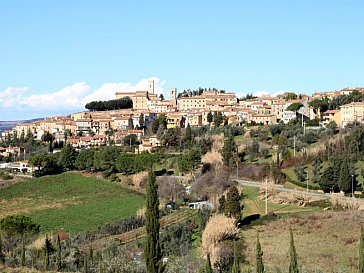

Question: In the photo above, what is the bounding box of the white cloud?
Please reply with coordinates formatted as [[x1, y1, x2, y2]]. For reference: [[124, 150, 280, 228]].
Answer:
[[253, 90, 270, 97], [0, 77, 166, 120]]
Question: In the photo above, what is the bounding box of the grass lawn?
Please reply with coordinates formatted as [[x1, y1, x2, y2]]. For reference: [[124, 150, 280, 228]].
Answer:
[[0, 173, 145, 234], [240, 185, 316, 216]]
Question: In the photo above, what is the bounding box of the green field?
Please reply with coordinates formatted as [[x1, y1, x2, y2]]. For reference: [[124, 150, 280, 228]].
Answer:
[[0, 173, 145, 233], [241, 185, 317, 216]]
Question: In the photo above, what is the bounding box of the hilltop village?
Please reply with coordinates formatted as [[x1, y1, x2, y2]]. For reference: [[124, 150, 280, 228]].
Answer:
[[1, 81, 363, 157]]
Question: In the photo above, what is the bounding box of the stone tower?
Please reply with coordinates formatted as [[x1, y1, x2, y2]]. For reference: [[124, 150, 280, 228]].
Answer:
[[148, 80, 155, 94], [170, 88, 177, 106]]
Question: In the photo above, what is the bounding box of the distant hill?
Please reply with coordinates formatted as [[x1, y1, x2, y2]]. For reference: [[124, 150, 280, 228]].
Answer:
[[0, 118, 42, 133]]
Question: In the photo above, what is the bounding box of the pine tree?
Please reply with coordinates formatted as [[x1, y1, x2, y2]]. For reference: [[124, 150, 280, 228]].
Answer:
[[145, 169, 164, 273], [60, 144, 77, 170], [359, 226, 364, 273], [56, 235, 62, 271], [225, 186, 241, 220], [0, 235, 5, 265], [205, 253, 213, 273], [289, 229, 299, 273], [256, 233, 264, 273], [184, 123, 192, 146], [232, 242, 240, 273], [338, 157, 351, 193]]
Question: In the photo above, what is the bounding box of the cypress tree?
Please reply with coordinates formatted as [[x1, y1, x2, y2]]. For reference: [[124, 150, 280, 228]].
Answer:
[[205, 253, 213, 273], [184, 123, 192, 146], [289, 229, 299, 273], [21, 235, 25, 267], [56, 235, 62, 271], [225, 186, 241, 220], [139, 113, 145, 129], [31, 249, 38, 270], [89, 246, 94, 265], [144, 169, 164, 273], [207, 112, 213, 125], [218, 195, 226, 213], [359, 226, 364, 273], [98, 254, 103, 273], [83, 255, 88, 273], [222, 134, 237, 166], [256, 233, 264, 273], [0, 235, 5, 264], [232, 242, 240, 273], [44, 236, 52, 271], [338, 157, 351, 193]]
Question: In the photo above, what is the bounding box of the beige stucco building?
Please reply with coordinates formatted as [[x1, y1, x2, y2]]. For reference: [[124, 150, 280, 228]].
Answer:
[[340, 102, 364, 127]]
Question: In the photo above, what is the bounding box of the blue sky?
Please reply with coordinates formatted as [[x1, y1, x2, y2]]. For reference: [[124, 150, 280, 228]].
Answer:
[[1, 1, 364, 120]]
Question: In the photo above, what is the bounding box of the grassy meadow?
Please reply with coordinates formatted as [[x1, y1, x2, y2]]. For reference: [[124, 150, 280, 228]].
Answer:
[[241, 185, 318, 216], [0, 172, 144, 233], [241, 210, 364, 273]]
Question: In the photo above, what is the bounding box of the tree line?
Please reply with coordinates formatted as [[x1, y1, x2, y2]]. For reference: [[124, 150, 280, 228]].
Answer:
[[85, 97, 133, 111], [28, 145, 159, 178]]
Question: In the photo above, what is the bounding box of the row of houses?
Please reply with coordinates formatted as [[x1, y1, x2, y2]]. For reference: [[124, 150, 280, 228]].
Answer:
[[2, 83, 364, 153]]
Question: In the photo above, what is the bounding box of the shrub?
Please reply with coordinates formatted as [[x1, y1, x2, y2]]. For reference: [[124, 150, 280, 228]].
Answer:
[[201, 151, 223, 168], [201, 214, 239, 263], [191, 171, 234, 199]]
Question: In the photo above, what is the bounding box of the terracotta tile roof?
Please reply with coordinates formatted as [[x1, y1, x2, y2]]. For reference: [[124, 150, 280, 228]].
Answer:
[[80, 137, 93, 141], [323, 110, 340, 114], [341, 102, 364, 107]]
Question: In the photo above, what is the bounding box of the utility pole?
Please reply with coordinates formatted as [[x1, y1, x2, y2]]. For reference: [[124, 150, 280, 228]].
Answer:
[[236, 161, 239, 179], [303, 121, 306, 134], [265, 177, 268, 215], [352, 174, 354, 198], [306, 169, 309, 193]]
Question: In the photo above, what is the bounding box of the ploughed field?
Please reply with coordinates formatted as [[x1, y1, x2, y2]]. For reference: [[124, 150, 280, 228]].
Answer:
[[0, 173, 144, 233]]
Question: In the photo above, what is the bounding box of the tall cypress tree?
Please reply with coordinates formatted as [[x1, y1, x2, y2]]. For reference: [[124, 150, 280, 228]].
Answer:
[[145, 169, 164, 273], [184, 123, 192, 146], [359, 226, 364, 273], [232, 242, 240, 273], [289, 229, 299, 273], [89, 246, 94, 265], [83, 255, 88, 273], [44, 237, 51, 271], [21, 235, 25, 267], [98, 254, 103, 273], [338, 158, 351, 193], [225, 186, 242, 220], [0, 235, 5, 264], [222, 134, 237, 166], [56, 235, 62, 271], [204, 253, 213, 273], [256, 233, 264, 273]]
